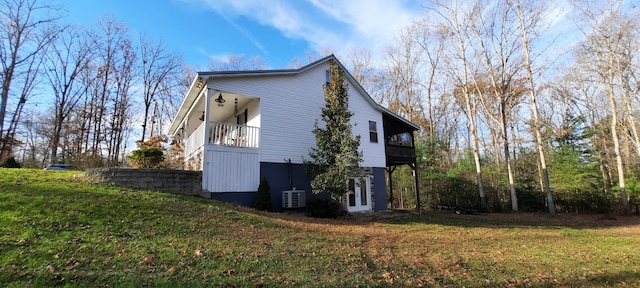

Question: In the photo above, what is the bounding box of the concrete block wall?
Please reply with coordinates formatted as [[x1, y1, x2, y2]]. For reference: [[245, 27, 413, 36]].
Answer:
[[84, 168, 206, 197]]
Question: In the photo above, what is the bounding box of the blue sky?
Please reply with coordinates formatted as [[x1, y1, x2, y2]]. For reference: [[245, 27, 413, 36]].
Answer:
[[60, 0, 424, 69]]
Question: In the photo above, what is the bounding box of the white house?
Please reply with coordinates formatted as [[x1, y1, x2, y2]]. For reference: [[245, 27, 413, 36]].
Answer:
[[168, 55, 419, 212]]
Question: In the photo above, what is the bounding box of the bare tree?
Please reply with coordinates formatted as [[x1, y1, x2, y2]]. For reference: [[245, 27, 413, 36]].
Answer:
[[432, 0, 488, 209], [20, 110, 51, 167], [106, 37, 136, 165], [138, 34, 183, 142], [0, 0, 60, 161], [344, 48, 375, 92], [0, 43, 42, 160], [285, 56, 305, 69], [43, 25, 94, 163], [573, 0, 638, 215], [382, 25, 427, 128], [471, 0, 527, 212], [89, 15, 129, 162], [413, 21, 448, 141], [208, 54, 268, 71], [513, 0, 557, 215], [152, 64, 193, 136]]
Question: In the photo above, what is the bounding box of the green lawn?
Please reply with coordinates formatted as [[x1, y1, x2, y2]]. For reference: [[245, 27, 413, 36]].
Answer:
[[1, 168, 639, 287]]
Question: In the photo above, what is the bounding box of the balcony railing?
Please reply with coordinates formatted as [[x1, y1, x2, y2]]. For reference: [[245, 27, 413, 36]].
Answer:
[[208, 122, 259, 148], [385, 144, 416, 164], [184, 122, 206, 158]]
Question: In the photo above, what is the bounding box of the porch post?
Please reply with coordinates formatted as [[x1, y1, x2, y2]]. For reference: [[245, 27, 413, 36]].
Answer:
[[386, 166, 396, 210], [410, 131, 420, 212], [201, 87, 212, 191], [204, 88, 212, 145], [410, 162, 421, 213]]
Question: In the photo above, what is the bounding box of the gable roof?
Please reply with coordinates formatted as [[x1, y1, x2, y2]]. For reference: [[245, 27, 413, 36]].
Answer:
[[168, 54, 419, 134]]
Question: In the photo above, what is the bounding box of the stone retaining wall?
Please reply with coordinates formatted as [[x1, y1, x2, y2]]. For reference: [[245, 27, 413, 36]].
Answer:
[[83, 168, 207, 197]]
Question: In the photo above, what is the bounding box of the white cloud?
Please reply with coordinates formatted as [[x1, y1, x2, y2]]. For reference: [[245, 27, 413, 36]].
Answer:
[[308, 0, 420, 48], [195, 48, 229, 63], [186, 0, 421, 61]]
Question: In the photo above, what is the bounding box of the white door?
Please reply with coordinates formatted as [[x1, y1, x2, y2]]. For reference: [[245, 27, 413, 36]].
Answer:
[[347, 177, 371, 212]]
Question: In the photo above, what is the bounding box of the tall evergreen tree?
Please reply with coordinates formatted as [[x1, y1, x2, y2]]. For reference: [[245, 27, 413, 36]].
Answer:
[[306, 59, 362, 199]]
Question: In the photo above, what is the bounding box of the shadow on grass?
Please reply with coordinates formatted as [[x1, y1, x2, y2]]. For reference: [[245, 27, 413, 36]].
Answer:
[[237, 204, 640, 230], [398, 209, 640, 229], [531, 271, 640, 288]]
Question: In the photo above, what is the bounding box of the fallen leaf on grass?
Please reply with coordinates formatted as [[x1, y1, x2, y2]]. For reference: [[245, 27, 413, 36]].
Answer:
[[65, 258, 81, 270], [143, 256, 153, 264], [221, 269, 235, 276], [67, 237, 83, 244], [194, 250, 203, 257]]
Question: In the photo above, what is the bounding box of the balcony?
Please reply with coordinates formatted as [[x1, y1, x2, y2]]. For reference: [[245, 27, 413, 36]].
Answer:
[[207, 122, 260, 148], [183, 121, 259, 162], [385, 144, 416, 165]]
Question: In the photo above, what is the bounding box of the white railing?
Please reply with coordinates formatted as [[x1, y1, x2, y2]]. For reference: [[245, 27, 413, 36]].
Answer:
[[184, 122, 206, 158], [208, 122, 259, 148]]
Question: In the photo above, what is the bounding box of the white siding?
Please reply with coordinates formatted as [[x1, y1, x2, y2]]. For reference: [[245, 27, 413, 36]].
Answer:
[[205, 62, 386, 168], [347, 84, 386, 167], [203, 146, 260, 192]]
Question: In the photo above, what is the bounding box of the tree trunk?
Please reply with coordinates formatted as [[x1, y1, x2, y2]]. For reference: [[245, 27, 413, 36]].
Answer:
[[514, 2, 556, 215], [470, 116, 487, 209], [141, 110, 149, 143], [50, 116, 63, 164], [607, 89, 630, 215], [465, 89, 486, 209], [501, 105, 518, 212]]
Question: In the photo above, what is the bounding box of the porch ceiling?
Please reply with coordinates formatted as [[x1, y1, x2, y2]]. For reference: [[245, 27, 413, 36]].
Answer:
[[168, 75, 257, 133], [205, 92, 255, 123]]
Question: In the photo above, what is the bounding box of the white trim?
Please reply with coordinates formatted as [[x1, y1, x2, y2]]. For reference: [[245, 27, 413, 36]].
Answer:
[[346, 176, 372, 212]]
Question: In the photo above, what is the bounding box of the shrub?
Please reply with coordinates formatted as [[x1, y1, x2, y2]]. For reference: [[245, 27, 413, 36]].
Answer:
[[127, 148, 164, 168], [255, 178, 272, 211], [0, 157, 21, 168], [306, 198, 346, 218]]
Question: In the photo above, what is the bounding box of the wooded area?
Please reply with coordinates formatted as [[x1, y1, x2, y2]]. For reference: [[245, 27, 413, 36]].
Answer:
[[1, 0, 638, 214]]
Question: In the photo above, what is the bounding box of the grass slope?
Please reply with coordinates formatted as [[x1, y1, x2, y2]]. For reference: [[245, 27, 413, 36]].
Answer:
[[1, 168, 639, 287]]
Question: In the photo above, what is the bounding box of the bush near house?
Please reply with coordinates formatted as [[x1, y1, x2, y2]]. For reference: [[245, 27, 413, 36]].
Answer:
[[0, 157, 20, 168], [128, 134, 184, 169], [255, 177, 271, 211], [126, 147, 164, 168], [306, 198, 346, 218]]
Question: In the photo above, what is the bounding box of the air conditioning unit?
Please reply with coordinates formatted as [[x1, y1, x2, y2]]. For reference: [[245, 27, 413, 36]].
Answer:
[[282, 190, 305, 208]]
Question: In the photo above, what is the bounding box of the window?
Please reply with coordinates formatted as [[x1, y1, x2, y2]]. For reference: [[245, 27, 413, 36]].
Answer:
[[369, 121, 378, 143], [387, 132, 413, 147], [236, 108, 248, 125]]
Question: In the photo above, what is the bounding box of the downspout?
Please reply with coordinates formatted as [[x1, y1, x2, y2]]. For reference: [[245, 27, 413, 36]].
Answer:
[[287, 158, 292, 190]]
